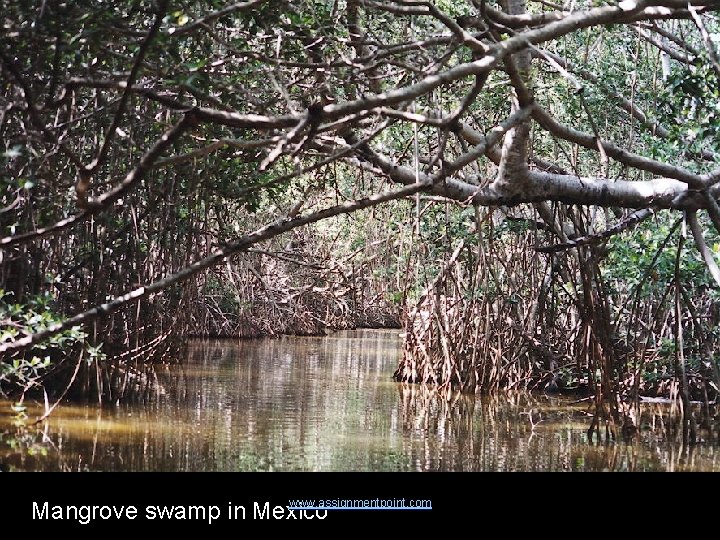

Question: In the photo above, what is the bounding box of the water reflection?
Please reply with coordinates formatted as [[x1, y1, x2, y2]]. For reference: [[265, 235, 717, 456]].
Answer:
[[0, 330, 718, 471], [395, 385, 719, 471]]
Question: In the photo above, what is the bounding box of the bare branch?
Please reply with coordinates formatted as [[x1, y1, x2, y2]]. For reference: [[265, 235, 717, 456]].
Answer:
[[171, 0, 269, 37], [0, 113, 195, 247], [536, 208, 656, 253], [0, 46, 83, 168], [687, 210, 720, 287], [532, 106, 706, 186], [634, 21, 700, 56], [82, 0, 169, 183], [688, 3, 720, 80], [632, 26, 693, 63], [0, 181, 432, 357], [531, 46, 716, 162]]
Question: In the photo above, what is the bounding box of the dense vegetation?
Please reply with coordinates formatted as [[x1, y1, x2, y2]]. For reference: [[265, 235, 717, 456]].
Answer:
[[1, 0, 719, 441]]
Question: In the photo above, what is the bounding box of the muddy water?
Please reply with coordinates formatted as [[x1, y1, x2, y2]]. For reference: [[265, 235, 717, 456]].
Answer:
[[1, 329, 718, 471]]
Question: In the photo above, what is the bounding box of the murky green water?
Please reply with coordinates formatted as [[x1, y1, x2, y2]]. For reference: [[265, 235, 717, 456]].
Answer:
[[1, 329, 718, 471]]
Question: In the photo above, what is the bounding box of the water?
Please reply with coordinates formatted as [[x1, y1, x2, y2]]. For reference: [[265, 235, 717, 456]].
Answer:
[[1, 329, 718, 471]]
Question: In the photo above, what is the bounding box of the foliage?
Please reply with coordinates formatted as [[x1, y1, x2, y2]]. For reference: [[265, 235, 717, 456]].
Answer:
[[604, 213, 720, 301], [0, 290, 87, 394], [657, 53, 720, 160]]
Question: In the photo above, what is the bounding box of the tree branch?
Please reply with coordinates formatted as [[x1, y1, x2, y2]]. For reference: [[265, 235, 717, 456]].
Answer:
[[687, 209, 720, 287], [1, 112, 196, 247], [688, 3, 720, 80], [535, 208, 656, 253], [82, 0, 169, 183], [0, 181, 431, 357], [171, 0, 269, 37], [532, 105, 706, 186]]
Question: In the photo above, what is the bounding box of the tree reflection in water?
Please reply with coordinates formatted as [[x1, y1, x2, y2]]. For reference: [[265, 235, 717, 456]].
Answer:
[[1, 331, 718, 471]]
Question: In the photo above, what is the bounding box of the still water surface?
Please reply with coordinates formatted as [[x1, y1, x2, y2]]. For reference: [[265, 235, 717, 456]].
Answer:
[[1, 329, 718, 471]]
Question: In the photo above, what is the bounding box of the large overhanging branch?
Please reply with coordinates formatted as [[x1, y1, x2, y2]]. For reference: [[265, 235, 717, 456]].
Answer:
[[475, 0, 717, 28], [532, 106, 712, 187], [338, 88, 720, 210], [320, 1, 703, 122], [347, 127, 719, 210], [60, 0, 718, 174], [525, 171, 700, 208]]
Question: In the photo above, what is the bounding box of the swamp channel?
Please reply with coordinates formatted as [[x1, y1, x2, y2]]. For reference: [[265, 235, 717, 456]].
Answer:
[[1, 329, 718, 472]]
